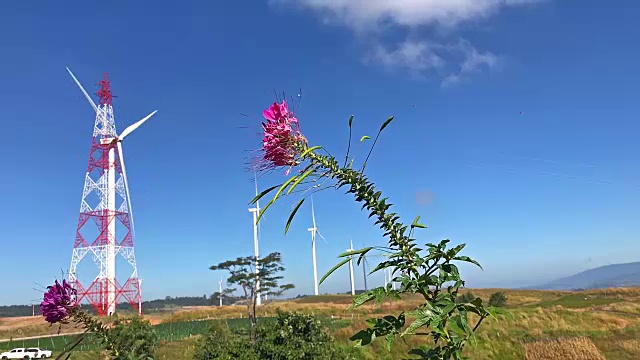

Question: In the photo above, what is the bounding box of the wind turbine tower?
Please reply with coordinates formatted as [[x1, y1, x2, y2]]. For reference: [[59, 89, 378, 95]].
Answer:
[[66, 68, 156, 316], [248, 172, 262, 306], [347, 240, 356, 296], [362, 255, 369, 292], [219, 277, 223, 307], [307, 197, 327, 296]]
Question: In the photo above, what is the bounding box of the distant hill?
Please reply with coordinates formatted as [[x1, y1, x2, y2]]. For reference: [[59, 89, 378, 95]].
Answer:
[[528, 262, 640, 290]]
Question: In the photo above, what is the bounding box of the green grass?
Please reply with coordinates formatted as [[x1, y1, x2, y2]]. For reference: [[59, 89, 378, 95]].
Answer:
[[530, 294, 624, 309]]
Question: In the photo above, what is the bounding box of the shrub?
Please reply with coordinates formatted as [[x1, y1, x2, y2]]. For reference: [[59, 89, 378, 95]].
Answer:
[[456, 291, 475, 304], [488, 291, 508, 307], [108, 316, 159, 360], [193, 312, 356, 360], [193, 320, 257, 360], [255, 310, 356, 360]]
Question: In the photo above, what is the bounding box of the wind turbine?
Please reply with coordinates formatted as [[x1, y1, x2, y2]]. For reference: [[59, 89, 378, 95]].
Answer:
[[248, 170, 262, 306], [219, 276, 223, 307], [66, 67, 156, 316], [362, 256, 369, 291], [359, 239, 371, 292], [308, 196, 327, 296], [385, 268, 397, 290], [384, 268, 388, 288], [347, 240, 356, 296]]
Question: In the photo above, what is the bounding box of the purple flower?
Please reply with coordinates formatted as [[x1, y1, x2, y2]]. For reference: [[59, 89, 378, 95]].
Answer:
[[41, 280, 77, 324]]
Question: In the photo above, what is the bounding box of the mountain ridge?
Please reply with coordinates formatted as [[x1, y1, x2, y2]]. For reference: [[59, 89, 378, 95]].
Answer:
[[526, 261, 640, 290]]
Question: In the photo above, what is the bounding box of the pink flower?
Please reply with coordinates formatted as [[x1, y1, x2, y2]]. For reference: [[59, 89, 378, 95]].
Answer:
[[259, 100, 305, 170], [263, 101, 290, 122]]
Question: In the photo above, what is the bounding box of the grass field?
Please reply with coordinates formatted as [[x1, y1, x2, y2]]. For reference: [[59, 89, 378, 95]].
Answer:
[[2, 287, 640, 359]]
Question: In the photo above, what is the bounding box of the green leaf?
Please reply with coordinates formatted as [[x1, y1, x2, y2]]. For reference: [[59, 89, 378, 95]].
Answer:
[[486, 306, 513, 320], [273, 175, 299, 201], [284, 198, 305, 234], [350, 288, 384, 309], [286, 167, 314, 195], [360, 135, 371, 143], [453, 256, 483, 270], [411, 216, 427, 229], [441, 263, 460, 278], [319, 257, 351, 285], [337, 247, 373, 259], [348, 115, 354, 127], [408, 349, 429, 358], [365, 318, 378, 327], [379, 116, 394, 133], [401, 309, 434, 336], [385, 333, 395, 351], [248, 184, 280, 205], [300, 145, 322, 158], [255, 198, 274, 224], [350, 329, 374, 346], [441, 301, 457, 315], [448, 315, 467, 335]]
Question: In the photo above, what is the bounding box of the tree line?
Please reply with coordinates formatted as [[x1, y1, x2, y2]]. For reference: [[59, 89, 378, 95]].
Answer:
[[0, 295, 244, 318]]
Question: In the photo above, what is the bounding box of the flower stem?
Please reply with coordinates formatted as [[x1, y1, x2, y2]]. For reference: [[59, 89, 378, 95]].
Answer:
[[304, 150, 419, 277]]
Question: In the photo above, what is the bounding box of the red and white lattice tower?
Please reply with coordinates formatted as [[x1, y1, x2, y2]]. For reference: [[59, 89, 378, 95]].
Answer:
[[65, 67, 157, 316]]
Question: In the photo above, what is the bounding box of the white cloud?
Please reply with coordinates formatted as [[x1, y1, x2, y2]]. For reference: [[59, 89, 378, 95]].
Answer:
[[370, 40, 444, 74], [371, 39, 500, 86], [442, 39, 500, 87], [281, 0, 541, 29], [272, 0, 541, 85]]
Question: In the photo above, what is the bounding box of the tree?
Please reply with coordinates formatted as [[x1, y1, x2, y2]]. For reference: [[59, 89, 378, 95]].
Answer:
[[108, 315, 159, 360], [210, 252, 294, 342], [488, 291, 507, 307], [210, 288, 237, 306]]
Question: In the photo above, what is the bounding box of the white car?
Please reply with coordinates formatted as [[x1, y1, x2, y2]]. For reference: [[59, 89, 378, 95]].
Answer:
[[0, 347, 52, 359]]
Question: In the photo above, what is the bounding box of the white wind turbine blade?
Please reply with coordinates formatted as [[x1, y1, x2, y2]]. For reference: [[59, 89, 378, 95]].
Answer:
[[254, 169, 262, 237], [117, 142, 136, 239], [310, 195, 317, 229], [316, 229, 329, 245], [66, 67, 98, 113], [119, 110, 157, 140]]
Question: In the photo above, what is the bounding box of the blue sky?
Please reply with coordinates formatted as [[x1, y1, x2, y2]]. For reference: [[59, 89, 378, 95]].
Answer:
[[1, 0, 640, 305]]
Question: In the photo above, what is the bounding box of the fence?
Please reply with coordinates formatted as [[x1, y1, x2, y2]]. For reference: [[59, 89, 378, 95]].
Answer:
[[0, 317, 268, 353]]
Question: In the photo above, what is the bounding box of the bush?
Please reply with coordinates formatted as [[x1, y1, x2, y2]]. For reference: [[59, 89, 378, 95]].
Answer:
[[193, 312, 356, 360], [255, 310, 356, 360], [108, 316, 159, 360], [488, 291, 507, 307], [456, 291, 475, 304], [193, 320, 257, 360]]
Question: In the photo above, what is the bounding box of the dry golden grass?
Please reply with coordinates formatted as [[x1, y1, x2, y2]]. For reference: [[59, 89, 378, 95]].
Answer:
[[0, 316, 85, 340], [600, 301, 640, 314], [457, 288, 570, 306], [524, 337, 606, 360], [619, 339, 640, 353], [586, 287, 640, 300]]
